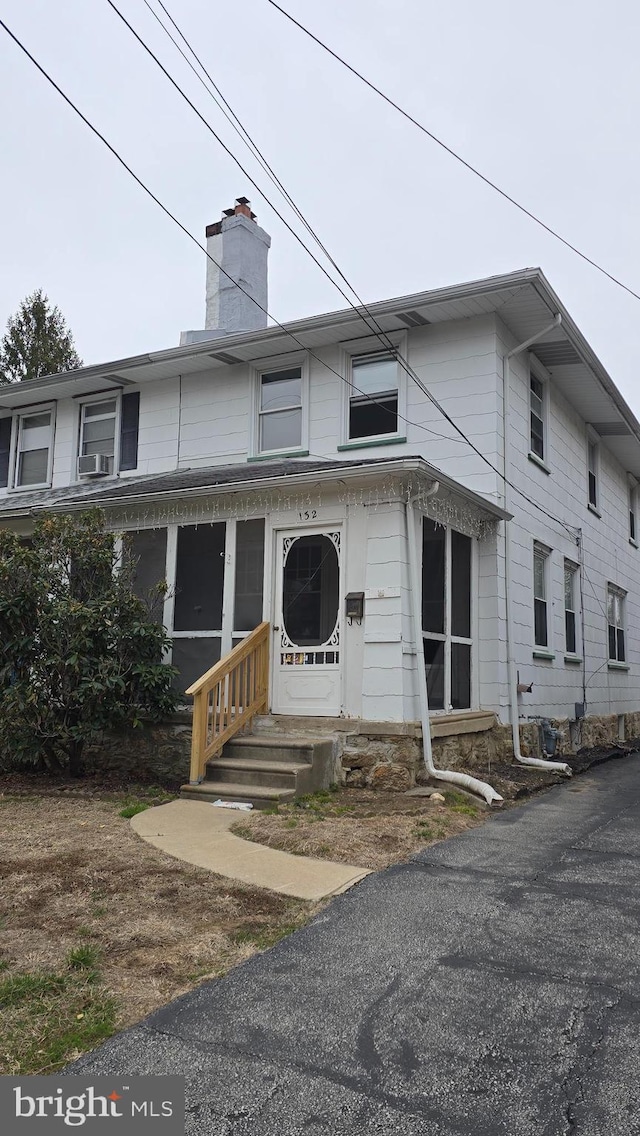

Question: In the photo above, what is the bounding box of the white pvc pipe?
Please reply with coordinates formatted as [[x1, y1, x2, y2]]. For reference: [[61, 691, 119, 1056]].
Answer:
[[406, 493, 504, 808], [503, 318, 572, 776]]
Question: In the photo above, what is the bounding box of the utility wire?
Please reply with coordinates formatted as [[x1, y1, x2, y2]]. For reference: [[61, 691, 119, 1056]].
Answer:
[[267, 0, 640, 307], [106, 0, 579, 535], [0, 15, 580, 535], [0, 14, 459, 450]]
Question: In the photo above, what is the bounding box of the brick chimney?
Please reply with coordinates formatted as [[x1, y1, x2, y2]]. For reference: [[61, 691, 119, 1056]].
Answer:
[[205, 198, 270, 334]]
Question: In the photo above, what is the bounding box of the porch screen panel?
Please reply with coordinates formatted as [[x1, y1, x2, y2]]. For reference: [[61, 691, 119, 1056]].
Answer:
[[451, 530, 471, 638], [173, 523, 225, 631], [172, 637, 222, 694], [424, 640, 445, 710], [125, 529, 167, 624], [451, 643, 471, 710], [234, 519, 265, 631], [422, 519, 445, 633]]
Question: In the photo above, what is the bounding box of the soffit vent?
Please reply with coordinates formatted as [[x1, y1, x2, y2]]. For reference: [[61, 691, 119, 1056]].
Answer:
[[210, 351, 242, 365], [396, 309, 431, 327], [531, 342, 582, 368], [588, 421, 633, 436]]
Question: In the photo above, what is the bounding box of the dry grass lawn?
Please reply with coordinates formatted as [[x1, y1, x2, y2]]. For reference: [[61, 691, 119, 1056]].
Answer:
[[231, 786, 486, 871], [0, 783, 313, 1075]]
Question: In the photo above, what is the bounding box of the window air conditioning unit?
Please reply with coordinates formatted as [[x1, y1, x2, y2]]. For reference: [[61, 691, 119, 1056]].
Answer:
[[78, 454, 111, 477]]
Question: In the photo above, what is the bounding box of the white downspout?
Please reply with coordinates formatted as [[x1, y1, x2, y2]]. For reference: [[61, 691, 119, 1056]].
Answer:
[[503, 315, 572, 776], [406, 491, 503, 807]]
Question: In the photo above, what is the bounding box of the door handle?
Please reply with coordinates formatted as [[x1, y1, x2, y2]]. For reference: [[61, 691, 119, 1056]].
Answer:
[[273, 625, 280, 631]]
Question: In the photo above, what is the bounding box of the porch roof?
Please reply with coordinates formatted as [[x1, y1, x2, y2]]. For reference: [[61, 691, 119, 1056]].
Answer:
[[0, 455, 510, 523]]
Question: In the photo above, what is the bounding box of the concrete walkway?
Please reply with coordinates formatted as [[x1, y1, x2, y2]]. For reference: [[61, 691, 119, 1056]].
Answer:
[[131, 799, 370, 901]]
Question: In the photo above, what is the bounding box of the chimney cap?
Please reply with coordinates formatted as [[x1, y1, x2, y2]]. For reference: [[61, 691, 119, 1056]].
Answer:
[[236, 196, 251, 205]]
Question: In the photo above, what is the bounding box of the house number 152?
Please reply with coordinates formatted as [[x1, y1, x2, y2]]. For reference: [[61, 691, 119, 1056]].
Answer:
[[298, 510, 317, 520]]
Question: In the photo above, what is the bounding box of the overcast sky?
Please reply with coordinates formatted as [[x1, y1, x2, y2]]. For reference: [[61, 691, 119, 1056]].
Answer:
[[2, 0, 640, 414]]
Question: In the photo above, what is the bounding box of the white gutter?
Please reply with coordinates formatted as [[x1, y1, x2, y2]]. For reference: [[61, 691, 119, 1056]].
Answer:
[[503, 316, 572, 775], [406, 491, 503, 807]]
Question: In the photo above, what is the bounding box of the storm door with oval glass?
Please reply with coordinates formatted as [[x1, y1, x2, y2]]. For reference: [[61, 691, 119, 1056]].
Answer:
[[272, 528, 342, 715]]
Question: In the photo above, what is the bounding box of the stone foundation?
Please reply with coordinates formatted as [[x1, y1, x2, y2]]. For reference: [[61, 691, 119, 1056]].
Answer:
[[341, 711, 640, 791], [27, 708, 637, 790], [83, 714, 192, 784]]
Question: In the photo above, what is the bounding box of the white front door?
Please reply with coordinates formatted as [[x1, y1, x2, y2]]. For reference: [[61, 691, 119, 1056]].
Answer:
[[272, 527, 342, 716]]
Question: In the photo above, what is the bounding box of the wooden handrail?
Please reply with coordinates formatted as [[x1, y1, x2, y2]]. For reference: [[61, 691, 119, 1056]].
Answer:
[[187, 622, 270, 784]]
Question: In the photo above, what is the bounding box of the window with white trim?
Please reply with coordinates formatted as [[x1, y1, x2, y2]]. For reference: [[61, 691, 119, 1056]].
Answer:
[[588, 438, 599, 508], [629, 482, 637, 543], [533, 543, 550, 648], [564, 560, 578, 655], [607, 585, 626, 662], [79, 399, 117, 473], [258, 367, 302, 453], [349, 352, 399, 440], [529, 371, 545, 461], [15, 410, 53, 488]]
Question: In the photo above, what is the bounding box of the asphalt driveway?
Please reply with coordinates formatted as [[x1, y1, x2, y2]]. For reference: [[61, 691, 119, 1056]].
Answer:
[[72, 756, 640, 1135]]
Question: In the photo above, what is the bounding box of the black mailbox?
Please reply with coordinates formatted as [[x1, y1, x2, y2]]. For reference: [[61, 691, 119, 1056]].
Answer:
[[345, 592, 365, 624]]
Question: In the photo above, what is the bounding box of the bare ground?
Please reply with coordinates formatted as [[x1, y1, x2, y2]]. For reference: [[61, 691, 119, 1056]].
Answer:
[[231, 787, 486, 871], [0, 782, 314, 1072]]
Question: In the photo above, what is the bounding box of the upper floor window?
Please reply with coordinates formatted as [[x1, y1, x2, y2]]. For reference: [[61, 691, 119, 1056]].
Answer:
[[258, 367, 302, 454], [77, 391, 139, 477], [80, 399, 117, 474], [629, 482, 637, 544], [607, 585, 626, 663], [533, 543, 550, 648], [16, 410, 53, 488], [587, 438, 599, 509], [349, 352, 398, 440], [564, 560, 578, 655], [529, 372, 545, 461]]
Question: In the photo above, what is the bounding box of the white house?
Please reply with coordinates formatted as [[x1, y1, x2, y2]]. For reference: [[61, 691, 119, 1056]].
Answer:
[[2, 199, 639, 797]]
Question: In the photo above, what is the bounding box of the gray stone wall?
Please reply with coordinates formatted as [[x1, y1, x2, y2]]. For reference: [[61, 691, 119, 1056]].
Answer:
[[83, 714, 192, 784], [341, 712, 638, 791]]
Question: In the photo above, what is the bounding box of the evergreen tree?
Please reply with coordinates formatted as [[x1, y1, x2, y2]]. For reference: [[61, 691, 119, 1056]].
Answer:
[[0, 288, 82, 383]]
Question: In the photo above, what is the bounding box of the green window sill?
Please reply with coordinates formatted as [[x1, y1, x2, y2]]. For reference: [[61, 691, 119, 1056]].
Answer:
[[564, 654, 582, 665], [337, 436, 406, 452], [607, 661, 630, 672], [533, 649, 555, 661], [248, 449, 309, 462]]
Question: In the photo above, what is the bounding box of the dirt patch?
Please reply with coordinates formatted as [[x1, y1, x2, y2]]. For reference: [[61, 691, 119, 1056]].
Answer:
[[0, 781, 314, 1072], [231, 787, 485, 872]]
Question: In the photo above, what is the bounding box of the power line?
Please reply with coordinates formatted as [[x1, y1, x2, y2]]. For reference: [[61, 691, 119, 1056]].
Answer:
[[0, 14, 460, 451], [267, 0, 640, 308], [105, 0, 579, 535], [0, 16, 579, 536]]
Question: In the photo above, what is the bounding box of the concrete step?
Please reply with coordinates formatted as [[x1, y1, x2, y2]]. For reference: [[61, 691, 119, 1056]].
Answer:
[[253, 714, 358, 737], [223, 735, 321, 764], [180, 781, 295, 809], [205, 756, 315, 792]]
